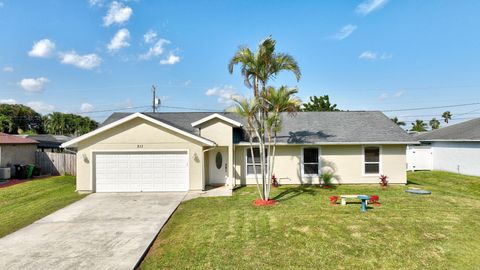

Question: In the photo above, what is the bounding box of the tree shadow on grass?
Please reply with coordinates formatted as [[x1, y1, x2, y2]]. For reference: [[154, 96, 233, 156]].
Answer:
[[407, 180, 422, 185], [272, 186, 316, 202]]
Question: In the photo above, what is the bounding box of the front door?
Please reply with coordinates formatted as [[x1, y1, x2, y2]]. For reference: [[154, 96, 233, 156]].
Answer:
[[208, 148, 228, 185]]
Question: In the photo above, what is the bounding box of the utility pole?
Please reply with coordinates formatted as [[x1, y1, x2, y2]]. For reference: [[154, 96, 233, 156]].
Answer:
[[152, 85, 157, 113]]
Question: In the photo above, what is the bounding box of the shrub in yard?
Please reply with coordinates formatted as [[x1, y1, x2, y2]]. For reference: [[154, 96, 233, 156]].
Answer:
[[320, 170, 337, 188], [379, 175, 389, 187]]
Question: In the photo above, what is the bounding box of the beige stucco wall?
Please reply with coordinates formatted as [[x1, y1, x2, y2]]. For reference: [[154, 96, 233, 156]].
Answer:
[[234, 144, 407, 185], [198, 119, 233, 146], [0, 144, 37, 177], [75, 117, 205, 192]]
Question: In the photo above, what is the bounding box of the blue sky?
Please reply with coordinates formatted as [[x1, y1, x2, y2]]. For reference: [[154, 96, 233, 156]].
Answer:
[[1, 0, 480, 126]]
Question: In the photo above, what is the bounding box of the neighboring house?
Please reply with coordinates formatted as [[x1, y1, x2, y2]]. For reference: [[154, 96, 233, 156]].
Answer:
[[17, 134, 73, 152], [407, 118, 480, 176], [61, 111, 416, 193], [0, 133, 38, 177]]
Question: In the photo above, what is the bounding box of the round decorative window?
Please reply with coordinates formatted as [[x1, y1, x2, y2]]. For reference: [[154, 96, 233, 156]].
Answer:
[[215, 152, 222, 169]]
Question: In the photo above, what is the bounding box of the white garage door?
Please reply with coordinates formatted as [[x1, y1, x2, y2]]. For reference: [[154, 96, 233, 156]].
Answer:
[[95, 152, 189, 192]]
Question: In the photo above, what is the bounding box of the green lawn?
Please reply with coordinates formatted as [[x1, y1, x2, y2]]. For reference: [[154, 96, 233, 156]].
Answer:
[[0, 175, 85, 238], [141, 171, 480, 270]]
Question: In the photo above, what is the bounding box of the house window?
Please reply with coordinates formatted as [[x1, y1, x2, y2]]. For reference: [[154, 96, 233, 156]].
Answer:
[[246, 148, 267, 176], [364, 147, 380, 174], [303, 148, 319, 176]]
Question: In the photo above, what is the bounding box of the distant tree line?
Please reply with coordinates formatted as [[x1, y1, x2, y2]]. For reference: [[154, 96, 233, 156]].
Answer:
[[0, 104, 98, 136], [391, 110, 453, 132]]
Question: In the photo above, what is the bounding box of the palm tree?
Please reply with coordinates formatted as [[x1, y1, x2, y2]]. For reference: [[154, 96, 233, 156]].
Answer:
[[391, 117, 405, 127], [229, 36, 301, 201], [442, 111, 452, 124], [429, 118, 441, 130], [264, 86, 301, 195], [229, 97, 263, 199], [410, 120, 428, 132]]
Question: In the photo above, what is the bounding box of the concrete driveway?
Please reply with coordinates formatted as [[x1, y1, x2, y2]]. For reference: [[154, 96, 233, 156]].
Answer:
[[0, 192, 186, 270]]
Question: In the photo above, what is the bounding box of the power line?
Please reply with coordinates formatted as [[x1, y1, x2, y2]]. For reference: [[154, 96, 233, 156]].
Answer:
[[382, 102, 480, 112]]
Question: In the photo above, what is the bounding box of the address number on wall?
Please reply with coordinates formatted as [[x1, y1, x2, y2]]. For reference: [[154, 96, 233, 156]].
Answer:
[[137, 145, 144, 148]]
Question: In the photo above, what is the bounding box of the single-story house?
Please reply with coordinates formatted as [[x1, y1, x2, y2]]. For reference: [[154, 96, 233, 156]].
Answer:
[[61, 111, 416, 193], [407, 118, 480, 176], [17, 134, 73, 152], [0, 133, 38, 177]]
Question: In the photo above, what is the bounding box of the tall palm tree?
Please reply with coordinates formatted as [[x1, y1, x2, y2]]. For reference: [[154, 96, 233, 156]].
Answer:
[[429, 118, 441, 130], [391, 117, 406, 127], [442, 111, 452, 124], [229, 36, 301, 200], [264, 86, 301, 195], [411, 120, 428, 132]]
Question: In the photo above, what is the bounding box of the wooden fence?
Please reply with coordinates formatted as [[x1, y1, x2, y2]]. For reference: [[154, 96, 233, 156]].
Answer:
[[35, 152, 76, 176]]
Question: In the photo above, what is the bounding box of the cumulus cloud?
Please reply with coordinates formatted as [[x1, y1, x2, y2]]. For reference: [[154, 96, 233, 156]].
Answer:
[[27, 101, 55, 114], [80, 103, 94, 112], [28, 39, 56, 58], [59, 51, 102, 70], [140, 39, 170, 60], [379, 91, 405, 101], [205, 85, 237, 105], [0, 99, 17, 104], [332, 24, 357, 40], [18, 77, 49, 92], [143, 30, 157, 43], [159, 53, 180, 65], [107, 28, 130, 52], [103, 1, 132, 26], [2, 66, 14, 72], [88, 0, 104, 6], [359, 51, 393, 61], [356, 0, 389, 15]]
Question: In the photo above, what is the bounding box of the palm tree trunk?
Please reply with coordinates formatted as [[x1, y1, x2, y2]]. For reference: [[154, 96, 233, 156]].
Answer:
[[248, 132, 263, 200]]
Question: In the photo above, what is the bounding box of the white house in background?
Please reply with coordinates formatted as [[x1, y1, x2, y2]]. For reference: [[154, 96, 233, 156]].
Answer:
[[407, 118, 480, 176]]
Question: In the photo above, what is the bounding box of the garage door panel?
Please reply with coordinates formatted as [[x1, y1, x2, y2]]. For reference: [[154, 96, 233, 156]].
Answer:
[[95, 152, 189, 192]]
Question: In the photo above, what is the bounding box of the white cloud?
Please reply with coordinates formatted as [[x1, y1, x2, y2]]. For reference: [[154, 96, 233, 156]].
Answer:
[[379, 93, 389, 100], [2, 66, 14, 72], [107, 28, 130, 52], [59, 51, 102, 70], [356, 0, 389, 15], [80, 103, 94, 112], [143, 30, 157, 43], [140, 39, 170, 60], [88, 0, 104, 6], [27, 101, 55, 114], [184, 80, 192, 86], [28, 39, 56, 58], [0, 99, 17, 104], [18, 77, 49, 92], [359, 51, 378, 60], [359, 51, 393, 61], [205, 85, 237, 105], [159, 53, 180, 65], [332, 24, 357, 40], [393, 91, 404, 97], [103, 1, 132, 26]]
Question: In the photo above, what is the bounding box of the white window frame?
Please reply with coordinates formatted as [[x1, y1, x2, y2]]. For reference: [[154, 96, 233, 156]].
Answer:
[[301, 146, 321, 178], [362, 145, 382, 176], [244, 147, 268, 178]]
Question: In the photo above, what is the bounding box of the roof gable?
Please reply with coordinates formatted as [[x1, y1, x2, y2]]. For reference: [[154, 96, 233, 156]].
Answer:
[[191, 113, 242, 127], [61, 113, 215, 148], [415, 118, 480, 141]]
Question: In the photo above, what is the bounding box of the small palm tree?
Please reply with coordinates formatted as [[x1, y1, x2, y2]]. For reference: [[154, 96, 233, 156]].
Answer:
[[391, 117, 406, 127], [411, 120, 428, 132], [442, 111, 452, 124], [429, 118, 441, 130]]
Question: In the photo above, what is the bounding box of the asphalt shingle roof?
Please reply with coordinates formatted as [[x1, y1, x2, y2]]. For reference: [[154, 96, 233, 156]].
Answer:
[[0, 133, 38, 144], [102, 111, 415, 144], [414, 118, 480, 141]]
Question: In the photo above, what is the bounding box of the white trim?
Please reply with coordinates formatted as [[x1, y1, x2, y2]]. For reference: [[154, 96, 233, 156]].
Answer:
[[90, 149, 190, 192], [301, 146, 322, 178], [244, 147, 268, 178], [236, 141, 418, 146], [61, 112, 215, 148], [419, 139, 480, 142], [362, 145, 383, 176], [191, 113, 242, 127]]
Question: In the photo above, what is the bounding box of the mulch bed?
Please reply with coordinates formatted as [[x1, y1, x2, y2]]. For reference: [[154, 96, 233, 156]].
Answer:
[[0, 179, 30, 189]]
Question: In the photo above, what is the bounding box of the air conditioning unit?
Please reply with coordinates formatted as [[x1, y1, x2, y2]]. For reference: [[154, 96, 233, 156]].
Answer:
[[0, 167, 11, 180]]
